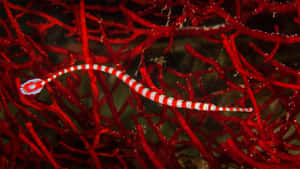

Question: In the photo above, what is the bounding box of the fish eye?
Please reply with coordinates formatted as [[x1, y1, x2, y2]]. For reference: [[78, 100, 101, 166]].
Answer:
[[28, 84, 36, 90]]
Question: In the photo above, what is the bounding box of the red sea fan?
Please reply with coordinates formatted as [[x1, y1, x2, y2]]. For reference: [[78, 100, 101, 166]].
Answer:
[[1, 0, 300, 169]]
